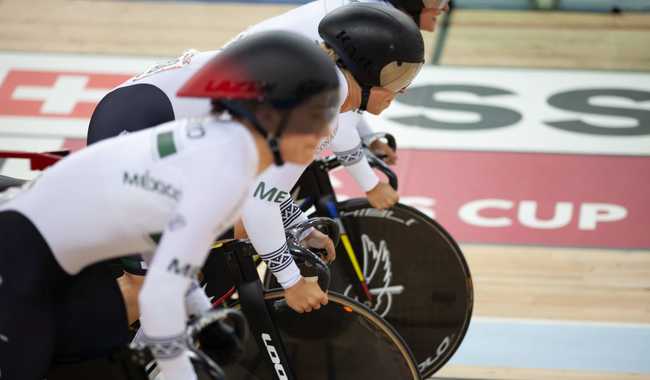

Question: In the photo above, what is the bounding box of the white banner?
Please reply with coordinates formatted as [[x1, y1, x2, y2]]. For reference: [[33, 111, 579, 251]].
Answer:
[[1, 52, 649, 157], [371, 66, 650, 155]]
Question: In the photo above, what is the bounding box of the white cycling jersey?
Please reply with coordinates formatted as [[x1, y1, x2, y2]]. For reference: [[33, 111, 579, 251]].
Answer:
[[111, 0, 389, 288], [1, 116, 258, 380], [2, 117, 256, 273]]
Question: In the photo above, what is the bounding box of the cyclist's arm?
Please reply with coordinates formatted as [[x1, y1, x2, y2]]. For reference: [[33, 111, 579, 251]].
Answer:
[[138, 251, 212, 317], [355, 115, 375, 141], [139, 165, 249, 380], [328, 112, 380, 192], [240, 165, 306, 289], [234, 197, 307, 237], [280, 197, 309, 228]]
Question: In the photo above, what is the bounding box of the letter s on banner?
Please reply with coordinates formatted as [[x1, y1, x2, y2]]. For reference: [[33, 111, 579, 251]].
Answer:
[[546, 89, 650, 136], [391, 84, 523, 131]]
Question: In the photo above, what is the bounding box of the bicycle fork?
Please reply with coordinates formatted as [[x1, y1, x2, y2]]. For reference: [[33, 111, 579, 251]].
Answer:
[[320, 198, 374, 304], [223, 244, 296, 380]]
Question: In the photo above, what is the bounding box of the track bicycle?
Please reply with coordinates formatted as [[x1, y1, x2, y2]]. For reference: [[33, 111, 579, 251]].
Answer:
[[262, 134, 474, 378]]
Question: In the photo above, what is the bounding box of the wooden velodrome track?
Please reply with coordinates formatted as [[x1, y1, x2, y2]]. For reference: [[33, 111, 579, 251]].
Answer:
[[1, 1, 649, 379]]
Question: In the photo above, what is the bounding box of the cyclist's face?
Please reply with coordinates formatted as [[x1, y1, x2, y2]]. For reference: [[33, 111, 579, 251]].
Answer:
[[279, 133, 324, 165], [371, 61, 422, 114], [419, 0, 450, 31], [366, 87, 398, 115], [280, 90, 339, 165]]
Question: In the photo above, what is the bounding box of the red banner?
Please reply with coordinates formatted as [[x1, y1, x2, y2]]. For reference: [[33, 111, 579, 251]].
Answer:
[[332, 150, 650, 249]]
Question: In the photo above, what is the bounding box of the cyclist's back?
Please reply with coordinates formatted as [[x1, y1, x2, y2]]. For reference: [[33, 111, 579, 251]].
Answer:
[[3, 117, 256, 274], [87, 0, 362, 143]]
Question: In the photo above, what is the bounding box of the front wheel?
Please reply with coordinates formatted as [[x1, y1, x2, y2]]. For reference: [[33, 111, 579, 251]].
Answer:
[[222, 291, 421, 380], [321, 199, 473, 378]]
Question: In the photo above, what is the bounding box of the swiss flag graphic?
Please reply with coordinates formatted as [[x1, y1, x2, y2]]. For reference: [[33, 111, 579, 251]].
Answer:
[[0, 70, 131, 118]]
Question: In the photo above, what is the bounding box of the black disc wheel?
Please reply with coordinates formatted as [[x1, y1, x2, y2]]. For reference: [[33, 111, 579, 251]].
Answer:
[[334, 199, 473, 377], [267, 199, 473, 377]]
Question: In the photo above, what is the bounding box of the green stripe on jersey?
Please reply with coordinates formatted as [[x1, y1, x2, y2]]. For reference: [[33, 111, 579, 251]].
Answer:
[[157, 131, 177, 158], [149, 232, 162, 245]]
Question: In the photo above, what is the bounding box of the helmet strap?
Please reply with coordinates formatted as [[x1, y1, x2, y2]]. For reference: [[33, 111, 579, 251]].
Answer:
[[268, 109, 291, 166], [217, 100, 291, 166], [359, 86, 372, 112], [268, 137, 284, 166], [217, 100, 269, 137]]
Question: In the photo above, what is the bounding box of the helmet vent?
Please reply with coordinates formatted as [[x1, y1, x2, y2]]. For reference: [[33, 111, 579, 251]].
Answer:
[[335, 30, 351, 43]]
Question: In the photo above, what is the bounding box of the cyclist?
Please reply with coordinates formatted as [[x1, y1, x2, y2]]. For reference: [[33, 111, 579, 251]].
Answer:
[[0, 31, 340, 380], [237, 2, 426, 302], [392, 0, 450, 32]]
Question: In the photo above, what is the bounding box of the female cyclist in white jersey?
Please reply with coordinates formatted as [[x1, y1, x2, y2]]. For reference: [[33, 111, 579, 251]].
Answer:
[[0, 31, 340, 380], [236, 1, 427, 300]]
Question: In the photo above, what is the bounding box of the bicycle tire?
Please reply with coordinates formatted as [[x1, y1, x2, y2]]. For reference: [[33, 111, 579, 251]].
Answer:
[[221, 290, 421, 380], [265, 199, 473, 377]]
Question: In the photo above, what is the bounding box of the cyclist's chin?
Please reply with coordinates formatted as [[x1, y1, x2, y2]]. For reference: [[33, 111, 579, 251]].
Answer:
[[285, 151, 314, 165], [366, 101, 391, 115], [280, 136, 318, 165]]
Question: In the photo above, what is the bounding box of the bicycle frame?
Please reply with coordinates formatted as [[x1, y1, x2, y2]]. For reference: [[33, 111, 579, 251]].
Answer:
[[219, 240, 297, 380]]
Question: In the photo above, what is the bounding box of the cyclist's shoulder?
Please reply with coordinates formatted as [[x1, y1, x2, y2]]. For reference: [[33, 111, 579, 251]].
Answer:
[[150, 115, 228, 132], [180, 115, 247, 139], [121, 49, 219, 87], [169, 116, 256, 166], [240, 0, 329, 39], [337, 110, 362, 125]]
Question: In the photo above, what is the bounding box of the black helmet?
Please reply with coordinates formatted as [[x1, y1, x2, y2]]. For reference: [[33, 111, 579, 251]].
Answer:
[[318, 3, 424, 110], [178, 31, 340, 165]]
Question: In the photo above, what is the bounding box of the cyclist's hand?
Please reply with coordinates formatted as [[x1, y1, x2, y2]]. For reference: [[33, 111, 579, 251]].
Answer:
[[302, 228, 336, 263], [370, 139, 397, 165], [284, 277, 328, 313], [366, 182, 399, 209], [233, 219, 248, 239]]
